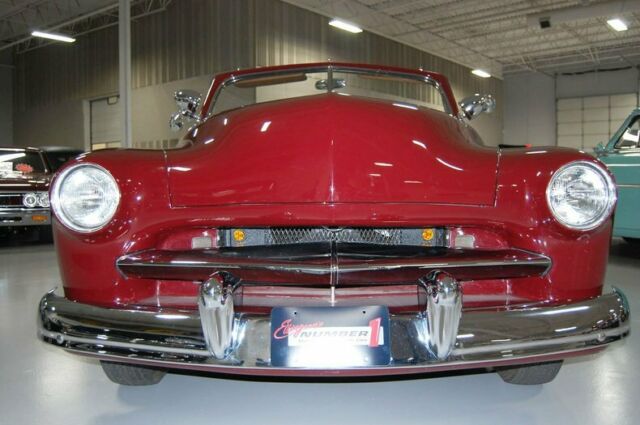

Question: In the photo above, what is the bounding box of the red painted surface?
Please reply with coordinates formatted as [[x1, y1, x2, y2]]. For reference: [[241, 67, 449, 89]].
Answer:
[[51, 64, 614, 316], [169, 94, 498, 207]]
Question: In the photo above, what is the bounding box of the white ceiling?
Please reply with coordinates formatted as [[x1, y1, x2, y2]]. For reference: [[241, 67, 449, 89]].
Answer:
[[0, 0, 171, 53], [0, 0, 114, 43], [1, 0, 639, 76], [284, 0, 640, 77]]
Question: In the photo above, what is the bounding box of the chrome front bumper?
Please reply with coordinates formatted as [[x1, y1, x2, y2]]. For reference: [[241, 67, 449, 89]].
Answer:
[[37, 286, 630, 376], [0, 208, 50, 227]]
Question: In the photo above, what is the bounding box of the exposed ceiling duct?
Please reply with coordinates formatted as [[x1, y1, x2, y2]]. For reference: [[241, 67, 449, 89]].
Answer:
[[285, 0, 640, 75], [527, 0, 640, 29]]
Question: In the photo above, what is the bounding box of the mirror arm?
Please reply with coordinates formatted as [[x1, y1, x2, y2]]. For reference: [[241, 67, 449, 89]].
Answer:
[[169, 89, 203, 132]]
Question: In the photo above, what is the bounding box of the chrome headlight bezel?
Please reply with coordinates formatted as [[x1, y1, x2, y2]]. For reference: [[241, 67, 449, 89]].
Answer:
[[50, 163, 121, 233], [22, 192, 38, 208], [545, 160, 617, 231], [21, 192, 48, 208]]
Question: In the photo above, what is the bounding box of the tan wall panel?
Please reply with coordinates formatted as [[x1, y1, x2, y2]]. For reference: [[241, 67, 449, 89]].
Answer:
[[14, 98, 85, 148]]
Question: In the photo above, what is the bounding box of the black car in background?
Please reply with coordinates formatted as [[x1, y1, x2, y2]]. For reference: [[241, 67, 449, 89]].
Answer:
[[0, 147, 52, 241], [40, 146, 85, 172]]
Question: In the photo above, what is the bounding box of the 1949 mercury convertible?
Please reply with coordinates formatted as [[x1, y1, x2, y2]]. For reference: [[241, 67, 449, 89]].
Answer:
[[37, 63, 629, 386]]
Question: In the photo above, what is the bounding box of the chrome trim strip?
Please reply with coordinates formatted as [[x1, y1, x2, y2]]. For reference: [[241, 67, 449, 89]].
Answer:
[[37, 288, 629, 374], [208, 65, 452, 118], [617, 184, 640, 189], [116, 244, 551, 285]]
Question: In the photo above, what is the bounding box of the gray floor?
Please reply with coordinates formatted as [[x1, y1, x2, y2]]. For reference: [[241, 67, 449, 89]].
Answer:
[[1, 238, 638, 425]]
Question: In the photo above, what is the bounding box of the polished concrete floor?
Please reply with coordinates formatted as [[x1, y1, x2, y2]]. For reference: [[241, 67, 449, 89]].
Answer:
[[0, 237, 638, 425]]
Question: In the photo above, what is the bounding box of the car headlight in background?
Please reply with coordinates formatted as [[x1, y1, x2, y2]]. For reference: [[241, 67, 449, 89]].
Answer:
[[22, 192, 49, 208], [51, 163, 120, 233], [546, 161, 616, 231], [22, 192, 38, 208], [37, 192, 49, 207]]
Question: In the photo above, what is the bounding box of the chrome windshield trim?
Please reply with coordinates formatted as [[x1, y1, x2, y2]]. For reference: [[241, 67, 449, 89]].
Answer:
[[207, 65, 451, 118]]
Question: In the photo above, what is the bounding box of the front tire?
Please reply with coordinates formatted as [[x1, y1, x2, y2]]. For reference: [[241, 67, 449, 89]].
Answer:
[[100, 361, 166, 386], [623, 237, 640, 245], [497, 361, 563, 385]]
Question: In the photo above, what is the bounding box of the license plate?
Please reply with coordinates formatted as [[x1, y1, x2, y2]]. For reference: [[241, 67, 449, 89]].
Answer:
[[270, 306, 390, 368]]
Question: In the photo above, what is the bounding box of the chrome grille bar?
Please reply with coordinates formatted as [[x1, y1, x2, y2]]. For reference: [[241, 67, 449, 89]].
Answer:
[[117, 243, 551, 286], [0, 193, 24, 208]]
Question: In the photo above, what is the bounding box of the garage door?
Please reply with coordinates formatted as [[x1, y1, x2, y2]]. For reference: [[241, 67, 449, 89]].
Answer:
[[557, 93, 638, 152], [90, 96, 122, 151]]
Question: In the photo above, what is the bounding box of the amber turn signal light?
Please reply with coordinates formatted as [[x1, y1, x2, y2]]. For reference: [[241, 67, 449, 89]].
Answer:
[[422, 228, 434, 241], [233, 229, 246, 242], [32, 214, 48, 223]]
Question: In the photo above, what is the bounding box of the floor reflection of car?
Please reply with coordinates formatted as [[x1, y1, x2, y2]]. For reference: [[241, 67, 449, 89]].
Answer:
[[41, 146, 85, 172], [595, 108, 640, 244], [0, 147, 52, 241]]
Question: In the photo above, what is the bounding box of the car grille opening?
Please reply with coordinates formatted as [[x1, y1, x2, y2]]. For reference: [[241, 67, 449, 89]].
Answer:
[[219, 227, 447, 247]]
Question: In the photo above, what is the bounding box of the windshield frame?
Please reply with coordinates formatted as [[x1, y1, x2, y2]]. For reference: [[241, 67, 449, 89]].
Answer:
[[203, 63, 457, 119]]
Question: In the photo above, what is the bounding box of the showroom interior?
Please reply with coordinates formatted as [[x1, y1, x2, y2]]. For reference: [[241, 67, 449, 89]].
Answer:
[[0, 0, 639, 423]]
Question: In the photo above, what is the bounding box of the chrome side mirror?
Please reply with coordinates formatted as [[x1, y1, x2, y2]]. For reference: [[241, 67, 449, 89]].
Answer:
[[315, 78, 346, 91], [169, 89, 202, 131], [594, 142, 606, 155], [459, 94, 496, 120]]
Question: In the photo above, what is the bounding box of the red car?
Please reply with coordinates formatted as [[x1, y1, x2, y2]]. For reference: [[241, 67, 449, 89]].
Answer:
[[38, 63, 629, 386]]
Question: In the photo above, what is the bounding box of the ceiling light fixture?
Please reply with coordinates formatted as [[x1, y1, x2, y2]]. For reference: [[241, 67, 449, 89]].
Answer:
[[31, 30, 76, 43], [471, 69, 491, 78], [329, 19, 363, 33], [607, 18, 628, 32]]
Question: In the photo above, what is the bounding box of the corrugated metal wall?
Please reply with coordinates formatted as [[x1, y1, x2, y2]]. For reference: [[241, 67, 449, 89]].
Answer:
[[15, 0, 254, 111], [14, 0, 503, 145]]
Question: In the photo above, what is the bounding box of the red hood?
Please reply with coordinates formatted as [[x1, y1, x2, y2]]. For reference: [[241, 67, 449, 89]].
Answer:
[[167, 94, 498, 207]]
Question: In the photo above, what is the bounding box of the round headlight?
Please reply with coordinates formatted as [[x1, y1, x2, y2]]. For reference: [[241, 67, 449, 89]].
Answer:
[[546, 161, 616, 230], [37, 192, 50, 208], [51, 164, 120, 233], [23, 193, 37, 208]]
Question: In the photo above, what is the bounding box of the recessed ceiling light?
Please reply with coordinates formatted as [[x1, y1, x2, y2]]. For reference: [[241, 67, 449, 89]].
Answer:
[[31, 30, 76, 43], [471, 69, 491, 78], [329, 19, 363, 34], [607, 18, 628, 32]]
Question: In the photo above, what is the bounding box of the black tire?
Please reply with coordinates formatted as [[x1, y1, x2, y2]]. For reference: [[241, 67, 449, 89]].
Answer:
[[623, 237, 640, 245], [100, 361, 166, 386], [497, 361, 562, 385]]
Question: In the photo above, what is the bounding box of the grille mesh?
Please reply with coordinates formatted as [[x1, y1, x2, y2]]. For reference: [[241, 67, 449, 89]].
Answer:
[[219, 227, 446, 247], [0, 194, 24, 208], [267, 228, 403, 245]]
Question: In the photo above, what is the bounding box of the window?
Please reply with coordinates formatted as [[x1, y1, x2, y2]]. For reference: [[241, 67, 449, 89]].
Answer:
[[0, 150, 46, 175], [614, 115, 640, 149], [210, 67, 449, 117]]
